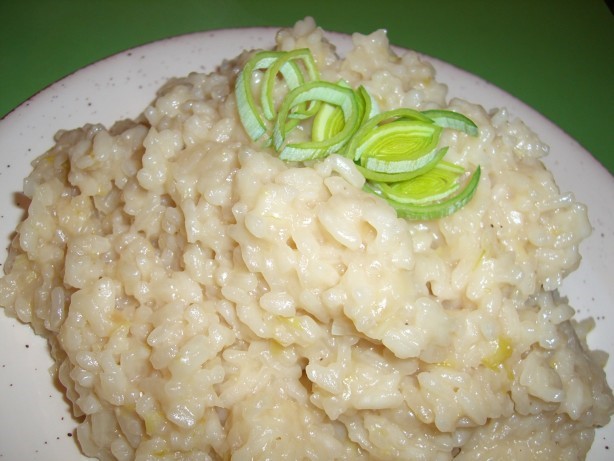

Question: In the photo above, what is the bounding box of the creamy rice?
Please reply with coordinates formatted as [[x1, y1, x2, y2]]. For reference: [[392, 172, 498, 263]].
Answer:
[[1, 17, 612, 460]]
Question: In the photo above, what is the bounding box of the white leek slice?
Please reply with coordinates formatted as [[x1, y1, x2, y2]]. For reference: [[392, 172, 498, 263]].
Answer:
[[345, 109, 441, 167], [359, 121, 442, 173], [356, 147, 448, 183], [367, 166, 481, 220], [312, 103, 344, 142], [235, 51, 285, 142], [375, 164, 462, 204], [273, 81, 361, 161], [421, 109, 479, 136], [261, 48, 320, 121]]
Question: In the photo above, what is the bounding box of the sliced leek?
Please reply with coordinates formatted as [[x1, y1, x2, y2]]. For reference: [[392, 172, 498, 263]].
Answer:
[[261, 48, 319, 121], [420, 109, 478, 136], [235, 51, 284, 142], [356, 147, 448, 183], [376, 165, 463, 205], [235, 49, 320, 143], [312, 103, 344, 142], [367, 166, 481, 220], [345, 108, 434, 162], [234, 48, 482, 220], [273, 81, 362, 161], [358, 121, 442, 173]]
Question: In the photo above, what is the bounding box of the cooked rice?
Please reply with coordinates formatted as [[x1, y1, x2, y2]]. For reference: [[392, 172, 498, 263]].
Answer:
[[1, 17, 612, 461]]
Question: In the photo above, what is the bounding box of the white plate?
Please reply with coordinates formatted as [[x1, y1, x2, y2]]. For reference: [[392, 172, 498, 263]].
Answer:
[[0, 27, 612, 460]]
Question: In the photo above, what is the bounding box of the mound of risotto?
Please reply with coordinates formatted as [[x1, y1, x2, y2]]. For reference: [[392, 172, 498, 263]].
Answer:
[[1, 17, 612, 461]]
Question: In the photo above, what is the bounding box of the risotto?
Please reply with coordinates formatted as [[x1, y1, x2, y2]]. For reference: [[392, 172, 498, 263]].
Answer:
[[1, 17, 612, 460]]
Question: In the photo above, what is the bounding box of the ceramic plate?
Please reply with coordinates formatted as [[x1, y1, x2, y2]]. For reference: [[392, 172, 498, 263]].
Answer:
[[0, 27, 612, 460]]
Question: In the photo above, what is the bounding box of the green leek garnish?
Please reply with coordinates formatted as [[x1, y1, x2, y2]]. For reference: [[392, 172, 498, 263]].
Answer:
[[273, 81, 362, 160], [357, 121, 442, 173], [376, 165, 462, 204], [236, 49, 320, 143], [261, 48, 319, 121], [420, 109, 478, 136], [345, 108, 432, 160], [234, 48, 482, 220], [367, 166, 481, 220], [235, 51, 284, 142], [312, 103, 344, 142], [355, 147, 449, 183]]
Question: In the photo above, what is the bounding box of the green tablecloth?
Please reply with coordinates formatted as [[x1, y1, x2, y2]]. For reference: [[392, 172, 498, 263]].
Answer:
[[1, 0, 612, 174]]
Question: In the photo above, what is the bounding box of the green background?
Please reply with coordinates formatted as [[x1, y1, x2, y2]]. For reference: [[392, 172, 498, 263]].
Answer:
[[1, 0, 612, 174]]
